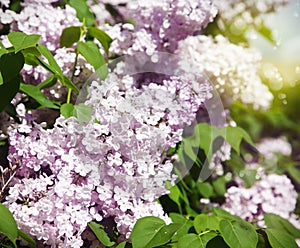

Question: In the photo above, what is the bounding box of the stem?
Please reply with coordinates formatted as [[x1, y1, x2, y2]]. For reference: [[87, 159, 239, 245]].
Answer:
[[67, 88, 72, 104], [199, 230, 212, 236], [67, 51, 79, 104], [71, 52, 79, 82]]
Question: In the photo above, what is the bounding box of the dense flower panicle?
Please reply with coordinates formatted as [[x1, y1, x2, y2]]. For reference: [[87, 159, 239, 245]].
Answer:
[[101, 23, 157, 58], [214, 0, 289, 25], [209, 142, 231, 176], [256, 136, 292, 160], [5, 174, 92, 247], [124, 0, 217, 52], [176, 35, 273, 109], [7, 69, 212, 245], [223, 174, 298, 227], [98, 0, 216, 55], [11, 1, 80, 51], [87, 0, 119, 25]]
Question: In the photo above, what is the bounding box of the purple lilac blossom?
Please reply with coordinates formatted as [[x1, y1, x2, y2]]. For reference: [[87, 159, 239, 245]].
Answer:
[[223, 174, 298, 228], [11, 1, 80, 51], [126, 0, 217, 52], [6, 69, 212, 246], [256, 136, 292, 160]]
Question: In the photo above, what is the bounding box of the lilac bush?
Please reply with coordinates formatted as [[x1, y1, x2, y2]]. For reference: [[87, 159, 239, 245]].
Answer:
[[0, 0, 299, 247]]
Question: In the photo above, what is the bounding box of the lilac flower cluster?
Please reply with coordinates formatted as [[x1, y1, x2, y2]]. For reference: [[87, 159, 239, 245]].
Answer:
[[6, 68, 212, 245], [100, 0, 217, 61], [0, 0, 16, 28], [0, 0, 90, 100], [214, 0, 289, 26], [11, 0, 80, 51], [176, 35, 273, 109], [2, 0, 295, 246], [125, 0, 217, 52], [256, 136, 292, 160], [223, 174, 298, 228]]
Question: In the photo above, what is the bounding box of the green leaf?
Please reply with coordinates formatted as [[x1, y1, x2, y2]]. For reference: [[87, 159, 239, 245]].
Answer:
[[212, 176, 227, 196], [196, 182, 214, 198], [0, 52, 24, 82], [200, 232, 219, 247], [77, 41, 108, 80], [61, 75, 79, 93], [265, 229, 298, 248], [73, 103, 93, 122], [35, 45, 79, 92], [225, 126, 254, 154], [0, 71, 3, 85], [60, 103, 75, 118], [60, 103, 92, 122], [87, 27, 113, 56], [131, 216, 181, 248], [88, 222, 115, 247], [177, 232, 218, 248], [169, 213, 187, 224], [20, 83, 59, 109], [177, 233, 205, 248], [36, 44, 63, 75], [0, 52, 24, 112], [213, 208, 241, 221], [22, 47, 41, 66], [0, 48, 8, 57], [219, 219, 258, 248], [239, 169, 257, 188], [264, 213, 300, 239], [8, 32, 40, 53], [60, 26, 81, 48], [69, 0, 95, 26], [287, 166, 300, 185], [0, 203, 18, 247], [256, 233, 266, 248], [17, 229, 36, 248], [116, 242, 128, 248], [206, 236, 229, 248], [37, 75, 58, 90], [255, 21, 276, 45], [194, 214, 220, 234], [187, 123, 254, 166], [4, 104, 20, 123], [169, 214, 193, 242]]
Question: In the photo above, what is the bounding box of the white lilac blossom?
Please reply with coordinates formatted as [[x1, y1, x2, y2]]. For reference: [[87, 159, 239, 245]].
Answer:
[[176, 35, 273, 109], [0, 9, 16, 27], [0, 0, 16, 27], [209, 142, 231, 176], [214, 0, 289, 26], [0, 0, 9, 7], [7, 70, 212, 245], [223, 174, 298, 227], [256, 136, 292, 160]]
